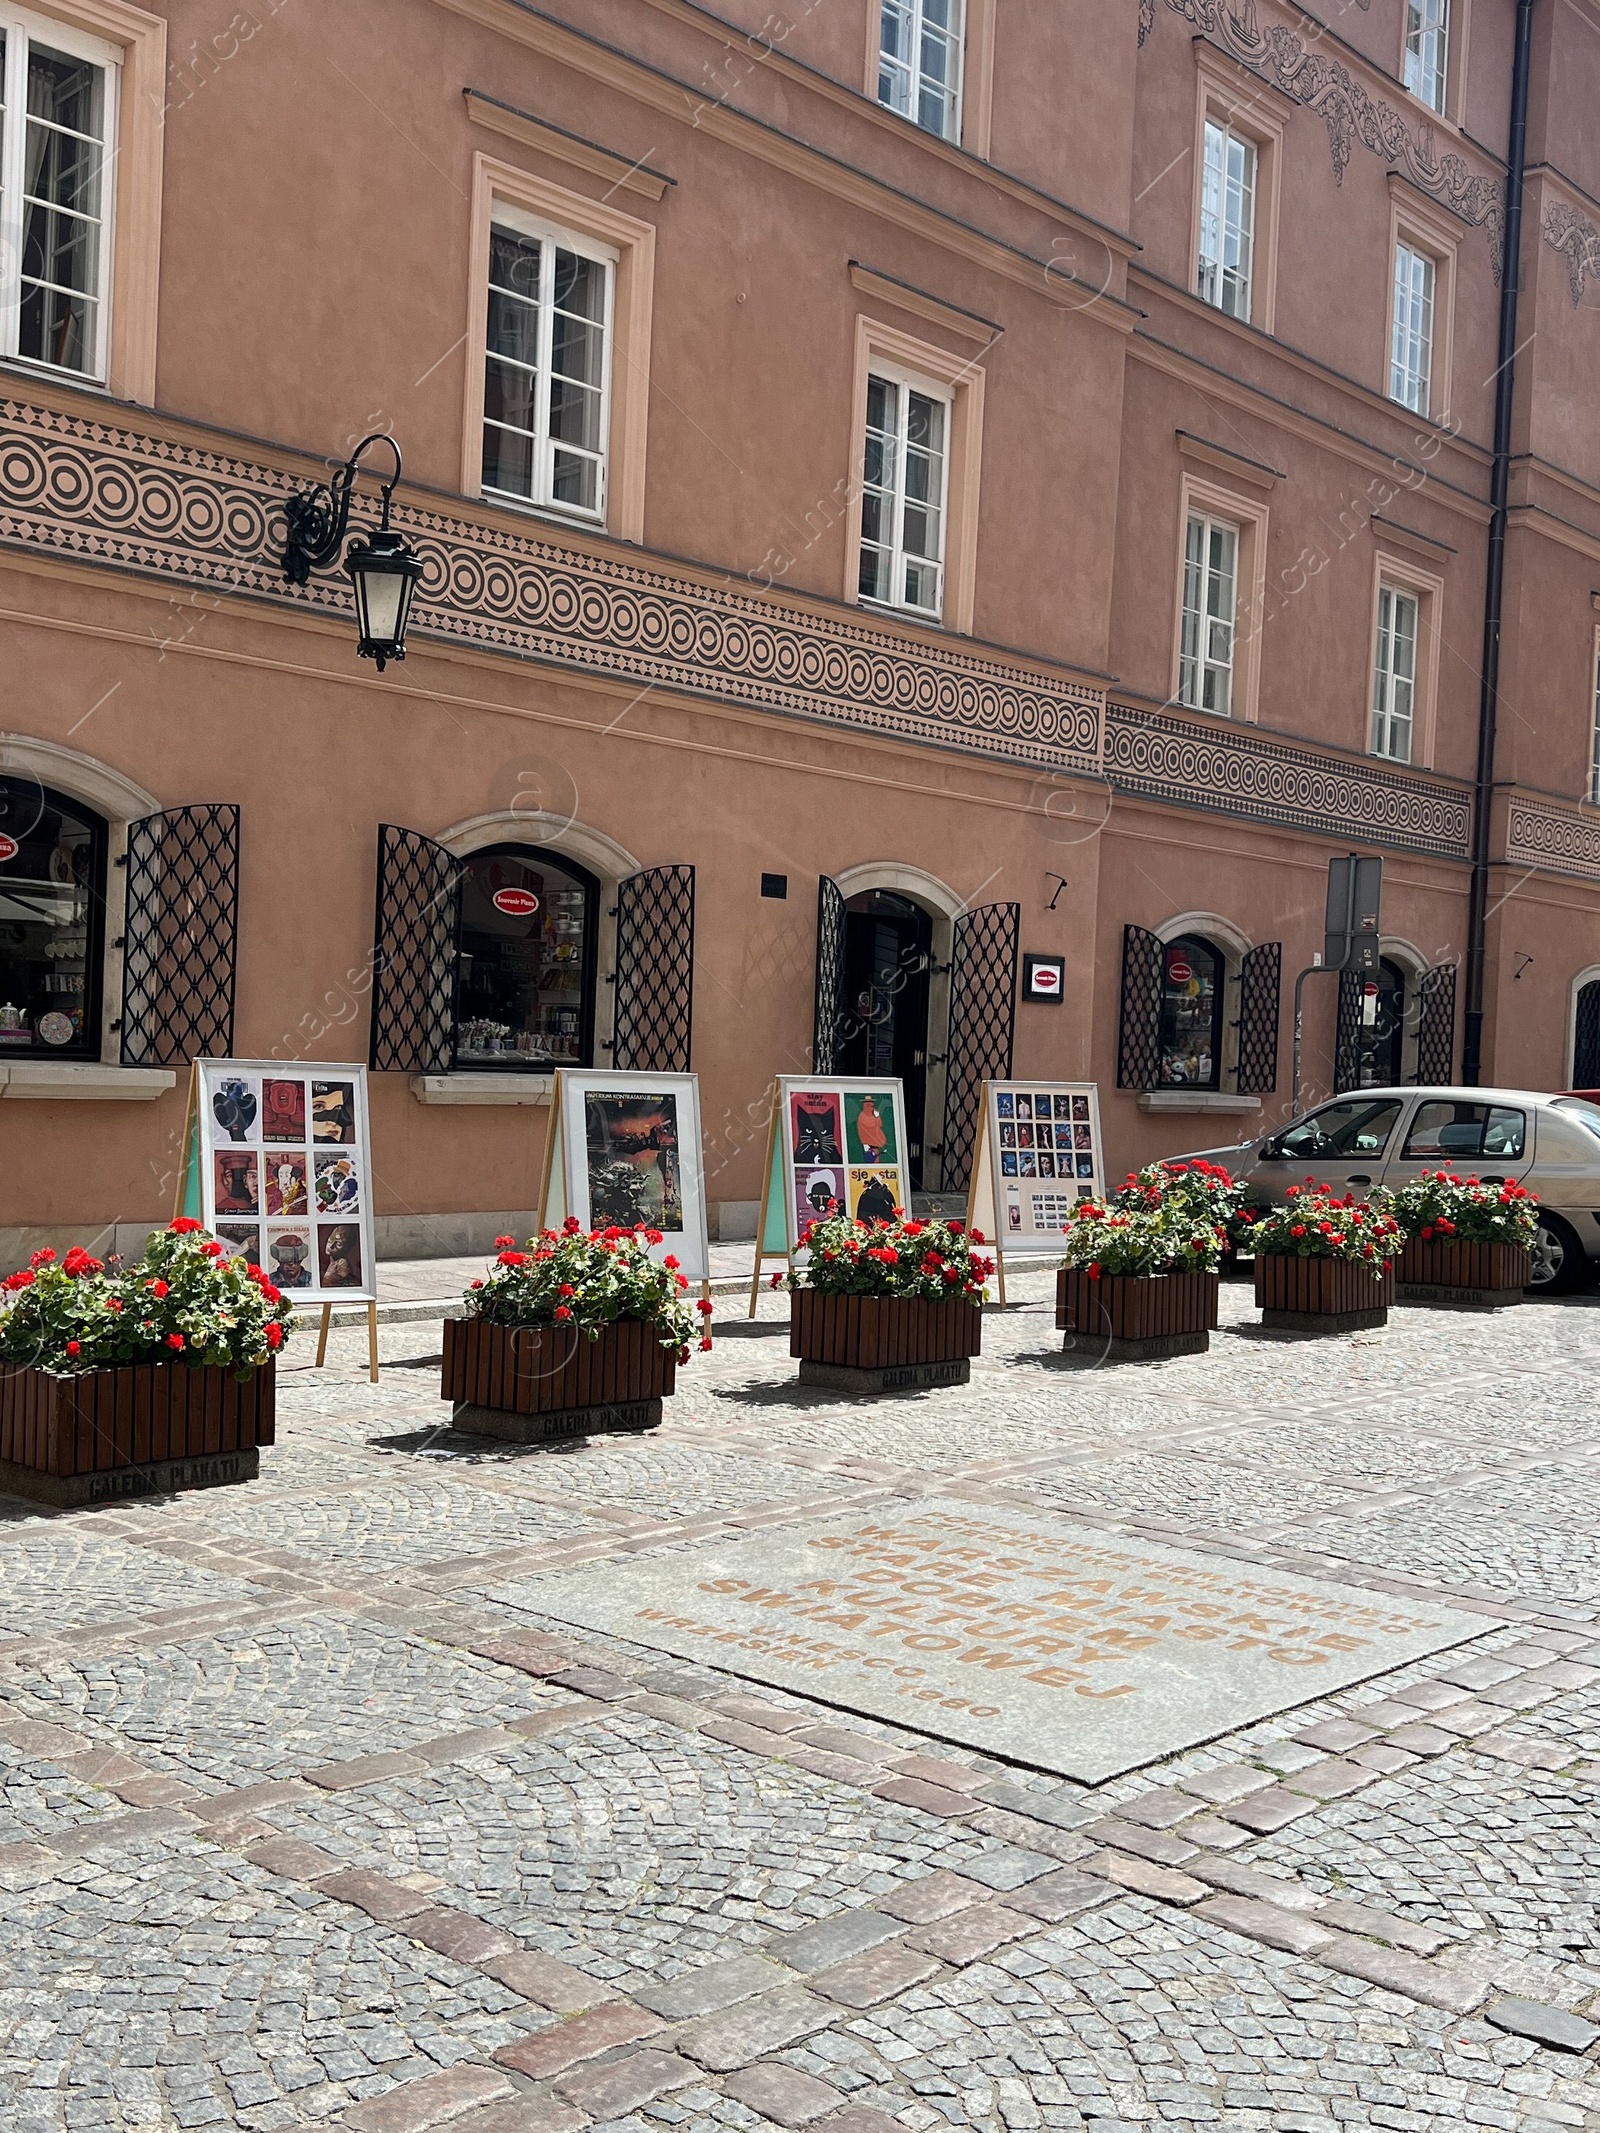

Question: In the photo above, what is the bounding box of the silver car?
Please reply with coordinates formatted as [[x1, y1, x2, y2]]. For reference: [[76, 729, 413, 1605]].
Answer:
[[1184, 1086, 1600, 1292]]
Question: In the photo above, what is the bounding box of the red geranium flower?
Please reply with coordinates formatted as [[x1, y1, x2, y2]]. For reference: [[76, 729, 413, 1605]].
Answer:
[[65, 1339, 80, 1357], [494, 1235, 516, 1249], [264, 1322, 283, 1350], [166, 1333, 185, 1351], [168, 1218, 203, 1234]]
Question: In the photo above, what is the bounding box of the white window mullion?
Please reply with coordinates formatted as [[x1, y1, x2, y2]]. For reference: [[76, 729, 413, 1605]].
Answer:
[[534, 237, 556, 513], [0, 27, 28, 363], [1590, 646, 1600, 806]]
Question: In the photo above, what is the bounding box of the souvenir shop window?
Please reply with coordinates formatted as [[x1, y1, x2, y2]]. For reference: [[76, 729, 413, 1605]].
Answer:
[[1156, 933, 1224, 1090], [0, 774, 107, 1058], [452, 845, 599, 1070]]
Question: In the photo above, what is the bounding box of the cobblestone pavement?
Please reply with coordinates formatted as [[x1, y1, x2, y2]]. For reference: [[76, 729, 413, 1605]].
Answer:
[[1, 1272, 1599, 2131]]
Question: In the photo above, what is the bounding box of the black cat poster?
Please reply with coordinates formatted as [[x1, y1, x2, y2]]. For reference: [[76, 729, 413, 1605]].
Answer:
[[758, 1078, 911, 1259]]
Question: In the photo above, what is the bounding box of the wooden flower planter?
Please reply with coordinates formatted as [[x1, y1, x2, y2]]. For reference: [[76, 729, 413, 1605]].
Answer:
[[0, 1360, 274, 1507], [441, 1317, 675, 1441], [1255, 1254, 1394, 1335], [1055, 1269, 1218, 1362], [1395, 1239, 1529, 1311], [791, 1289, 982, 1393]]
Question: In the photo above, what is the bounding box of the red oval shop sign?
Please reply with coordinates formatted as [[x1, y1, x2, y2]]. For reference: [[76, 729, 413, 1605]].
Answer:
[[492, 887, 539, 917], [0, 834, 17, 864], [1166, 953, 1192, 986], [1031, 965, 1062, 994]]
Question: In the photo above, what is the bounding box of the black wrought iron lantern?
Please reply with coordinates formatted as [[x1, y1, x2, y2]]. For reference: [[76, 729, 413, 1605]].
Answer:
[[281, 433, 424, 671]]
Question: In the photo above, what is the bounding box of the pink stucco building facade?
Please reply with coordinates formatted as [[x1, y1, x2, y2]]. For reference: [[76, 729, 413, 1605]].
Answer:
[[3, 0, 1599, 1257]]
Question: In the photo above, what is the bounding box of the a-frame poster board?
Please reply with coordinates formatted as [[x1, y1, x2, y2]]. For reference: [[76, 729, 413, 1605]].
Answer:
[[175, 1059, 381, 1382], [748, 1075, 912, 1315], [538, 1069, 712, 1303], [966, 1078, 1105, 1306]]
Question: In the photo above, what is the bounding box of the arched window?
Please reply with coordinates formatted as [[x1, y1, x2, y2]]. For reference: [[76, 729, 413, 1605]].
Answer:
[[1157, 934, 1223, 1089], [1574, 978, 1600, 1091], [453, 845, 600, 1068], [0, 774, 108, 1059]]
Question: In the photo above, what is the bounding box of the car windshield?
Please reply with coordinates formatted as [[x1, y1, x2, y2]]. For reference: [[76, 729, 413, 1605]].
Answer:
[[1270, 1098, 1403, 1160]]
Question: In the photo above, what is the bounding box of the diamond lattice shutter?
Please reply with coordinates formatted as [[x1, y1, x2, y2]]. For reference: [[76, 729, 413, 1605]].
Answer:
[[1415, 963, 1457, 1084], [812, 875, 847, 1074], [939, 901, 1020, 1190], [609, 866, 695, 1072], [1235, 942, 1281, 1095], [368, 825, 462, 1074], [118, 806, 239, 1066], [1116, 925, 1165, 1090]]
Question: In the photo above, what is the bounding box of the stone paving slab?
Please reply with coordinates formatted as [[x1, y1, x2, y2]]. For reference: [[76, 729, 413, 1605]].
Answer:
[[514, 1495, 1485, 1782]]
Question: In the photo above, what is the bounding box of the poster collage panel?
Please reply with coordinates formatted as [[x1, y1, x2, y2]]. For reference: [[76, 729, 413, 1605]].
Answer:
[[991, 1082, 1104, 1244], [198, 1061, 376, 1301], [784, 1080, 910, 1246]]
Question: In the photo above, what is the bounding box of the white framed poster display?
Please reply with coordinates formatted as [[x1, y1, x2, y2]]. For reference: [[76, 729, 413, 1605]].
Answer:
[[539, 1070, 710, 1286], [966, 1079, 1104, 1305], [748, 1076, 912, 1316], [175, 1059, 380, 1381]]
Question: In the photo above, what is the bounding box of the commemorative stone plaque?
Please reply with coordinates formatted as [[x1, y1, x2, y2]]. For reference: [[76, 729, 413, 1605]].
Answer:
[[523, 1498, 1484, 1780]]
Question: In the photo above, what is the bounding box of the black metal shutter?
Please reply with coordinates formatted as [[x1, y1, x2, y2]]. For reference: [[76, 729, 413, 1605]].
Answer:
[[812, 875, 847, 1073], [118, 805, 239, 1066], [1235, 942, 1281, 1095], [369, 825, 462, 1073], [1575, 980, 1600, 1086], [938, 901, 1020, 1190], [1333, 968, 1363, 1094], [1415, 963, 1457, 1084], [609, 865, 695, 1072], [1116, 924, 1164, 1090]]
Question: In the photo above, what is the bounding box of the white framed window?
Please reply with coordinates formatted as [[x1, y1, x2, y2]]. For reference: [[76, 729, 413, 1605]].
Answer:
[[1404, 0, 1449, 113], [878, 0, 963, 142], [1590, 641, 1600, 806], [1197, 118, 1256, 322], [481, 205, 614, 522], [0, 9, 119, 384], [1372, 584, 1419, 762], [859, 366, 950, 620], [1390, 241, 1435, 414], [1179, 512, 1239, 716]]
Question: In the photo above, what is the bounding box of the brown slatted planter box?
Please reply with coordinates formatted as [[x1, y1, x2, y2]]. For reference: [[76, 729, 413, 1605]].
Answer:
[[441, 1317, 674, 1440], [0, 1360, 274, 1507], [1055, 1269, 1218, 1362], [1255, 1254, 1394, 1334], [790, 1289, 982, 1393], [1395, 1239, 1529, 1310]]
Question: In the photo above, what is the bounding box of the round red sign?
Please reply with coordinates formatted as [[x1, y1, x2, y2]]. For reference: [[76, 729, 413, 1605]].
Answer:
[[1031, 965, 1062, 994], [0, 833, 17, 864], [492, 887, 539, 917], [1166, 953, 1192, 985]]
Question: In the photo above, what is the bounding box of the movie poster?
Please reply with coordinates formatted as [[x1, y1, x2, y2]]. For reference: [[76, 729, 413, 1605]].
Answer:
[[547, 1071, 709, 1284], [192, 1061, 377, 1301]]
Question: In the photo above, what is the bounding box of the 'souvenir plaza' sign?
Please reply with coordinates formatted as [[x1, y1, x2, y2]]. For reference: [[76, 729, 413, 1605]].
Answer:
[[525, 1499, 1482, 1781]]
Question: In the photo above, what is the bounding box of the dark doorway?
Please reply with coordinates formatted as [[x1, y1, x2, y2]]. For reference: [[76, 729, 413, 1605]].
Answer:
[[1356, 957, 1407, 1087], [838, 889, 934, 1190]]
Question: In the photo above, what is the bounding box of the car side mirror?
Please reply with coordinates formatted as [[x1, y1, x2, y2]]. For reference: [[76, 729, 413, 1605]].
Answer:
[[1260, 1137, 1283, 1160]]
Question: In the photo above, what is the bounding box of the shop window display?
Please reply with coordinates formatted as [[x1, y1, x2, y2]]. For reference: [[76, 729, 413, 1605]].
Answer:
[[1156, 934, 1223, 1089], [0, 776, 106, 1058], [453, 845, 598, 1069]]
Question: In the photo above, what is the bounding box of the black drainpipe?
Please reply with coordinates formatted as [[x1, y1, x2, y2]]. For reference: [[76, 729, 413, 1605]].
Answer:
[[1462, 0, 1536, 1085]]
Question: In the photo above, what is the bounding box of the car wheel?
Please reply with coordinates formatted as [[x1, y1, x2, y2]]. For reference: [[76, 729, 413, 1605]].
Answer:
[[1528, 1212, 1589, 1295]]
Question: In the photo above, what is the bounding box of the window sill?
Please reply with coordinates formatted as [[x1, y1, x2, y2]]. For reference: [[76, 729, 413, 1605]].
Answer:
[[409, 1073, 554, 1106], [1138, 1090, 1262, 1115], [0, 1063, 176, 1101]]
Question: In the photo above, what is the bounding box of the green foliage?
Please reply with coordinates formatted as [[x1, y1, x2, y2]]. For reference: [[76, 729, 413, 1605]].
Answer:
[[1389, 1170, 1538, 1247], [464, 1220, 711, 1356], [1247, 1183, 1402, 1263], [0, 1221, 292, 1376], [786, 1214, 993, 1303]]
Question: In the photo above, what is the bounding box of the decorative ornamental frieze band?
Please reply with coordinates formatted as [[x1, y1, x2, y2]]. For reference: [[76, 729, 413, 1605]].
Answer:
[[1139, 1, 1504, 277], [1106, 703, 1471, 858], [0, 397, 1104, 777], [1505, 800, 1600, 883], [1543, 201, 1600, 309]]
